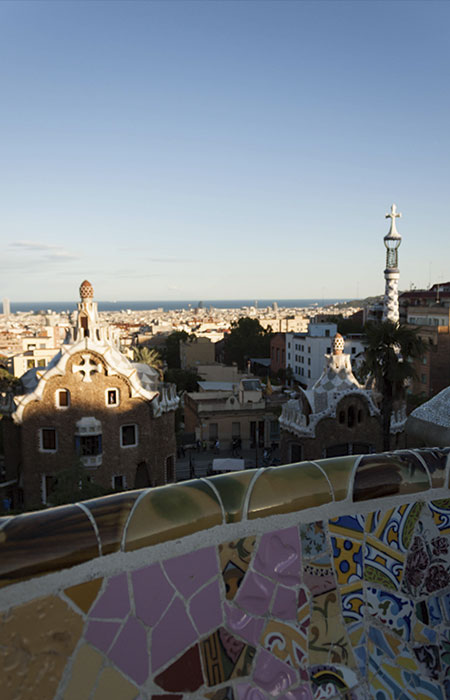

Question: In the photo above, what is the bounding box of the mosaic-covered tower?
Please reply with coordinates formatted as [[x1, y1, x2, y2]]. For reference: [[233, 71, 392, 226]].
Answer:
[[382, 203, 402, 323]]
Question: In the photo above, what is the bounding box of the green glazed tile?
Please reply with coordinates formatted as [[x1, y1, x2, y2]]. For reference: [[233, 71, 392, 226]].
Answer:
[[0, 505, 99, 588], [313, 455, 358, 501], [353, 452, 430, 502], [206, 471, 257, 523], [247, 462, 332, 520], [124, 480, 223, 551], [83, 490, 142, 554]]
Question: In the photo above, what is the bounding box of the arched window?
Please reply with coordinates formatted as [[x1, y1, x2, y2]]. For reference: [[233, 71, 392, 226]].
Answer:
[[347, 405, 355, 428]]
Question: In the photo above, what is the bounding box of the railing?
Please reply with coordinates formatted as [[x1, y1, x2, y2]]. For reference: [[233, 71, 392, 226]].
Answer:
[[1, 446, 450, 699]]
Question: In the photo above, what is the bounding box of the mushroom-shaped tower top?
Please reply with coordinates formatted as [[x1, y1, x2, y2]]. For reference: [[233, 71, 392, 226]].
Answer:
[[79, 280, 94, 300], [332, 333, 345, 355]]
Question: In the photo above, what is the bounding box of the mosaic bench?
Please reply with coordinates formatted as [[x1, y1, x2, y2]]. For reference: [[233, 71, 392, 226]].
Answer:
[[1, 447, 450, 699]]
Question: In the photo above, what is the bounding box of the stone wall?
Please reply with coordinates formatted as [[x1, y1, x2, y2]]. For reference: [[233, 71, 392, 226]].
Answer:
[[1, 447, 450, 699]]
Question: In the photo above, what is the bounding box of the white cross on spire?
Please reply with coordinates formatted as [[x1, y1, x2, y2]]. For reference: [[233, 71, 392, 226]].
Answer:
[[385, 203, 402, 236]]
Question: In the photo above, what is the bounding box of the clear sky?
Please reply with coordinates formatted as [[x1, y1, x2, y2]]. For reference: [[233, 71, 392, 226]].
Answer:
[[1, 0, 449, 301]]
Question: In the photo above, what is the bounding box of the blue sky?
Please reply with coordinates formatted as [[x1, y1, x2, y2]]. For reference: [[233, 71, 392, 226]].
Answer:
[[1, 0, 449, 301]]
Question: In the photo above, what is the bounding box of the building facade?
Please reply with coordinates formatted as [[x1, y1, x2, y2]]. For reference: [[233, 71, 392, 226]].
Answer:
[[280, 333, 406, 462], [1, 281, 178, 508]]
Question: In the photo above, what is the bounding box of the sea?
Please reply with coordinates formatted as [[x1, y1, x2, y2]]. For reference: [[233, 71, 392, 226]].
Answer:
[[9, 298, 350, 314]]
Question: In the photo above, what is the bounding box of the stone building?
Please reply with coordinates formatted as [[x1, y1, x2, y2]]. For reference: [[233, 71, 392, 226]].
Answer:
[[1, 281, 178, 507], [279, 333, 406, 462]]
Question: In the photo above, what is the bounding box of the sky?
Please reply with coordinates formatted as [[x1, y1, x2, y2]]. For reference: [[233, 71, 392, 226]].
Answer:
[[1, 0, 449, 302]]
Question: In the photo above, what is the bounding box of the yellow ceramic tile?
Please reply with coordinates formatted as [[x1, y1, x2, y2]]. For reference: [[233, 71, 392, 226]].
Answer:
[[353, 454, 430, 502], [124, 480, 223, 551], [208, 471, 256, 523], [309, 589, 355, 668], [313, 455, 358, 501], [64, 578, 103, 613], [260, 620, 308, 667], [62, 644, 103, 700], [84, 491, 142, 554], [0, 504, 99, 588], [0, 595, 83, 700], [219, 536, 256, 599], [412, 620, 433, 644], [92, 667, 139, 700], [247, 462, 332, 520]]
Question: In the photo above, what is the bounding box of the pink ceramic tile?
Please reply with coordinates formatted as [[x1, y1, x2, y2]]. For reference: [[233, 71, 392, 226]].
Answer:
[[225, 602, 265, 645], [151, 596, 198, 671], [271, 586, 298, 620], [254, 649, 298, 695], [132, 562, 175, 626], [280, 687, 313, 700], [85, 619, 120, 653], [236, 684, 266, 699], [235, 571, 276, 616], [109, 616, 149, 685], [189, 579, 223, 635], [89, 573, 130, 619], [163, 547, 218, 599], [254, 528, 301, 585]]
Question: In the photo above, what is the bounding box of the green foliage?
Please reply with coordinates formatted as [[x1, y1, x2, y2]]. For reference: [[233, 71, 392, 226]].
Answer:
[[164, 367, 200, 393], [133, 345, 164, 377], [163, 331, 190, 369], [48, 459, 110, 507], [0, 367, 21, 392], [223, 317, 272, 370], [362, 321, 425, 450]]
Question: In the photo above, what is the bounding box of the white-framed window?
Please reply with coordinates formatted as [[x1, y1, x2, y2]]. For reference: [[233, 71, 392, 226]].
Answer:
[[112, 474, 126, 490], [106, 388, 119, 406], [40, 428, 57, 452], [41, 474, 56, 504], [120, 424, 138, 448], [56, 389, 70, 409]]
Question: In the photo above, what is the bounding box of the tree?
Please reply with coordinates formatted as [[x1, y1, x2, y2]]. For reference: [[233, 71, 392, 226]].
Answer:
[[163, 331, 190, 369], [133, 346, 164, 379], [164, 367, 200, 393], [223, 317, 272, 370], [361, 321, 425, 451], [48, 459, 109, 507]]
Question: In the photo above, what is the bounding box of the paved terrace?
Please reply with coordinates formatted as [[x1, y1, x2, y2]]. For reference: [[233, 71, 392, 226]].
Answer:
[[1, 447, 450, 699]]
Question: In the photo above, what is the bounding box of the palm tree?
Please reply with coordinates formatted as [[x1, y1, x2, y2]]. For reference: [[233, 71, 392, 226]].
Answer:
[[361, 321, 425, 451], [132, 346, 164, 380]]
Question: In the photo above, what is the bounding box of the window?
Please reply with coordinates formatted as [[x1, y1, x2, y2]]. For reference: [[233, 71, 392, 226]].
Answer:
[[113, 475, 125, 490], [232, 422, 241, 438], [41, 474, 56, 504], [307, 370, 311, 378], [351, 347, 356, 354], [347, 405, 355, 428], [308, 358, 311, 365], [41, 428, 57, 451], [327, 347, 331, 354], [56, 389, 70, 408], [106, 388, 119, 406], [270, 420, 280, 440], [209, 423, 218, 440], [121, 424, 138, 447], [27, 359, 35, 369], [325, 330, 330, 337], [421, 374, 427, 384], [339, 410, 345, 424], [37, 359, 46, 367], [308, 347, 311, 353], [422, 357, 427, 365], [291, 444, 303, 462], [76, 434, 102, 456]]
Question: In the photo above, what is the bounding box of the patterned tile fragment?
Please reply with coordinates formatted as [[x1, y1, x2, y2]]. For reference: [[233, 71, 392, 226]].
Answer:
[[219, 536, 256, 600], [201, 627, 255, 686], [253, 527, 301, 585]]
